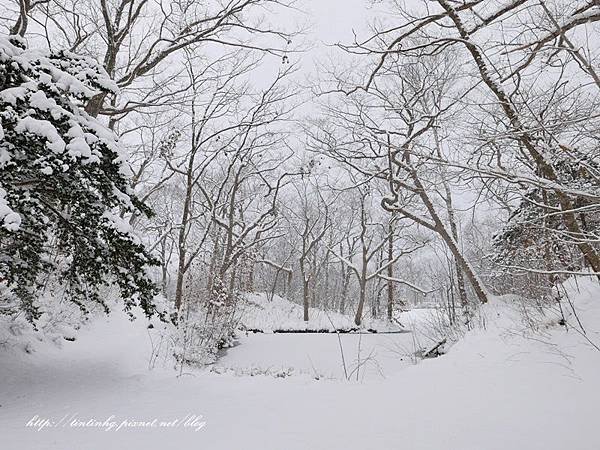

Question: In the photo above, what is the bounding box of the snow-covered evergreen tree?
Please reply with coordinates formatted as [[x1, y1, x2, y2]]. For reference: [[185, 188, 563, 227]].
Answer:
[[494, 153, 600, 277], [0, 35, 159, 322]]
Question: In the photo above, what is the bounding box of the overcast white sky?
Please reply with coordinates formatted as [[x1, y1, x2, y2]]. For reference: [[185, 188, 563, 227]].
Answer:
[[253, 0, 378, 81], [304, 0, 372, 45]]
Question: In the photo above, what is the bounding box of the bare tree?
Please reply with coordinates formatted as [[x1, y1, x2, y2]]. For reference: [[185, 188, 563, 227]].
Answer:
[[311, 51, 492, 306], [327, 185, 427, 325], [24, 0, 298, 117], [134, 45, 299, 309], [341, 0, 600, 282], [284, 177, 333, 321]]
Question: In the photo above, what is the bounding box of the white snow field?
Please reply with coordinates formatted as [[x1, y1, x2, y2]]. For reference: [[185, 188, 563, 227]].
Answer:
[[1, 278, 600, 450]]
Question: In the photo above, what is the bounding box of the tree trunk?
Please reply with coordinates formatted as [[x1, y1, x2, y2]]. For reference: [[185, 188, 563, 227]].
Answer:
[[438, 224, 488, 305], [405, 163, 490, 305], [303, 277, 310, 322], [174, 252, 186, 311], [354, 280, 367, 326], [387, 219, 395, 320], [174, 183, 193, 310], [206, 230, 221, 294]]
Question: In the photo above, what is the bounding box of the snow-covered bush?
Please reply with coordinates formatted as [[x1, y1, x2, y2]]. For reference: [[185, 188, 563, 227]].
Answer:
[[172, 306, 239, 367], [162, 274, 241, 368], [0, 35, 159, 323]]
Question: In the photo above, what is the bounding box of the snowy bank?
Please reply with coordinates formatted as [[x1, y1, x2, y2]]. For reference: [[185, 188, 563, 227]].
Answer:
[[238, 292, 403, 333]]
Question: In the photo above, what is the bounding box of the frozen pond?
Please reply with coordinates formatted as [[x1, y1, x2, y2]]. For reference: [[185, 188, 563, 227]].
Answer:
[[214, 331, 419, 381]]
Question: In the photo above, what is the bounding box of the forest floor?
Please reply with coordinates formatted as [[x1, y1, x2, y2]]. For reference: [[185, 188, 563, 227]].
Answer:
[[1, 278, 599, 450]]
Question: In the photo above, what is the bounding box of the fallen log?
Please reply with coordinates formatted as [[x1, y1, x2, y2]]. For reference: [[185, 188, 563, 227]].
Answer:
[[423, 338, 447, 358]]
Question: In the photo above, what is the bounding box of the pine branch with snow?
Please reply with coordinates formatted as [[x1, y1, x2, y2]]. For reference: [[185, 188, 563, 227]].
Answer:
[[0, 35, 160, 323]]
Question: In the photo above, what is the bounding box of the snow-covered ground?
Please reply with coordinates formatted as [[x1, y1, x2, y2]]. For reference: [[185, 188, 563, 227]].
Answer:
[[1, 278, 600, 450], [238, 292, 403, 332]]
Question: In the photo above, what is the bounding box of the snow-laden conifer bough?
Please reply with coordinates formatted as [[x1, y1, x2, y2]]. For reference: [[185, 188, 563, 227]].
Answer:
[[0, 35, 160, 323]]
